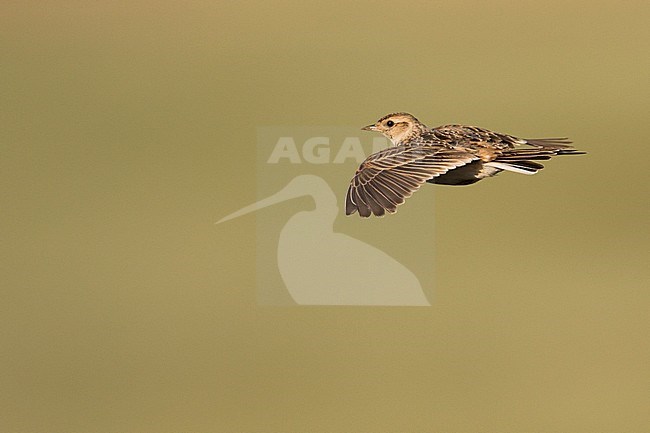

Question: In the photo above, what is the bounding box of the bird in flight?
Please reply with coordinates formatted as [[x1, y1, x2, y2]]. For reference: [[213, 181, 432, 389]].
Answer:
[[345, 112, 585, 217]]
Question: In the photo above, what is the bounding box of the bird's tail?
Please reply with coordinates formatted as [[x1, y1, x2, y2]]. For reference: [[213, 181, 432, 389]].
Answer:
[[524, 137, 577, 150], [487, 144, 585, 175]]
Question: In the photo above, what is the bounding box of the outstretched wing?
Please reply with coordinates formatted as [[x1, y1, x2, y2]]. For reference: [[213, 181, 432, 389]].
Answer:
[[345, 146, 477, 217]]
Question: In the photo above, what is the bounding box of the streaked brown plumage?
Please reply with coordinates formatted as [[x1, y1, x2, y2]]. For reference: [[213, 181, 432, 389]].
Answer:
[[346, 112, 585, 218]]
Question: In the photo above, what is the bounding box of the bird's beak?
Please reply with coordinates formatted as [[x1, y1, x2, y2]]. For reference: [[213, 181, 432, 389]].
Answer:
[[361, 124, 378, 132]]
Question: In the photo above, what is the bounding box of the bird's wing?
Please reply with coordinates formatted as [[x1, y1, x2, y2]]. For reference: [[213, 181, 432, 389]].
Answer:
[[345, 146, 477, 217]]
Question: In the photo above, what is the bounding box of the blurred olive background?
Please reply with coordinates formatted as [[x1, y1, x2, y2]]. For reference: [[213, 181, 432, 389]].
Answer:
[[2, 1, 649, 432]]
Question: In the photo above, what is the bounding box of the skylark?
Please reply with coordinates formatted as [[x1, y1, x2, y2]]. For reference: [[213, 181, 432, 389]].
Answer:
[[346, 112, 584, 217]]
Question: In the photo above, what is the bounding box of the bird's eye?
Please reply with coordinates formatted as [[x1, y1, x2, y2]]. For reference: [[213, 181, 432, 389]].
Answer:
[[386, 120, 394, 127]]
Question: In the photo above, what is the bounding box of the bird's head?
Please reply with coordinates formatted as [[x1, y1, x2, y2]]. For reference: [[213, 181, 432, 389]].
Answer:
[[361, 112, 426, 145]]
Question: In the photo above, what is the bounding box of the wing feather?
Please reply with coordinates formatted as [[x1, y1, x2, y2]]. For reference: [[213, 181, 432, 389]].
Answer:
[[345, 146, 477, 217]]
